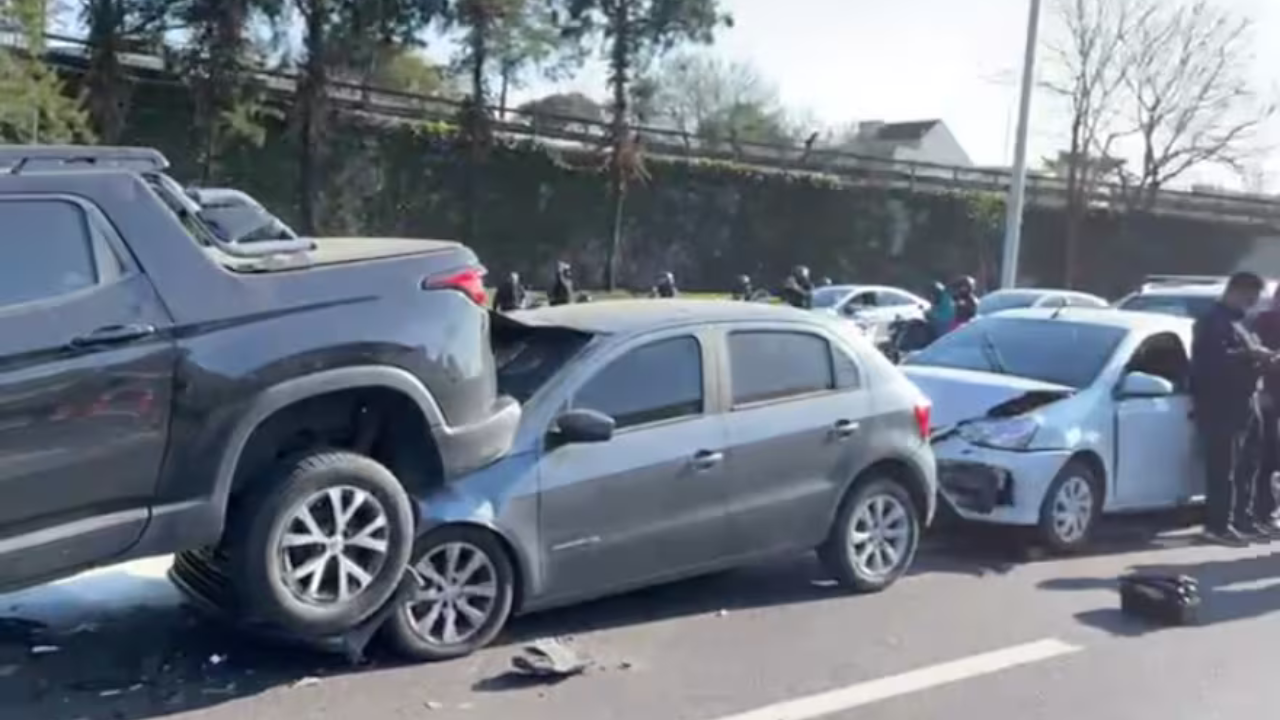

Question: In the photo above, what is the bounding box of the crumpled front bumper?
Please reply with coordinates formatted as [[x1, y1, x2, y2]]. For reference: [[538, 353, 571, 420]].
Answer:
[[932, 439, 1073, 526]]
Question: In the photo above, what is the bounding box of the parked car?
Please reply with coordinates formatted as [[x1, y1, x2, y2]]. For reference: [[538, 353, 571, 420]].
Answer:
[[0, 146, 521, 642], [811, 284, 931, 345], [1115, 274, 1276, 319], [901, 308, 1201, 552], [976, 288, 1109, 316], [375, 299, 938, 660]]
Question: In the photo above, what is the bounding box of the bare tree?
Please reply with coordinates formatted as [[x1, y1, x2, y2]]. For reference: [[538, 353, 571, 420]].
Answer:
[[1122, 0, 1274, 207], [648, 51, 775, 136], [1042, 0, 1147, 286]]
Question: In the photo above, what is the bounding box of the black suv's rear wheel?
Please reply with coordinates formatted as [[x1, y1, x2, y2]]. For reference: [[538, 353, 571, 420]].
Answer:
[[382, 525, 515, 662], [225, 450, 414, 637]]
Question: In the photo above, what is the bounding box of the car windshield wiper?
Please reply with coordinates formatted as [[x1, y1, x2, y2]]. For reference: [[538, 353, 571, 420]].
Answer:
[[979, 330, 1008, 375]]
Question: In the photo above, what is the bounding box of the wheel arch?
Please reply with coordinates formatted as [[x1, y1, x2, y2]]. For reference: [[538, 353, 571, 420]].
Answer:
[[1067, 449, 1108, 503], [832, 455, 933, 531], [418, 520, 531, 614]]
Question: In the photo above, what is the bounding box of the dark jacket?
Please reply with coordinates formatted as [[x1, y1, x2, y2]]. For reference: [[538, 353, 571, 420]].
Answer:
[[954, 294, 977, 324], [1251, 307, 1280, 399], [493, 279, 526, 312], [1191, 301, 1264, 422], [780, 277, 814, 309], [548, 274, 574, 307]]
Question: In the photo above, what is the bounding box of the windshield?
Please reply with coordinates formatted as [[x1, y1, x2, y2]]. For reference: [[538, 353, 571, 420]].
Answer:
[[494, 323, 594, 403], [904, 317, 1127, 388], [1118, 294, 1216, 319], [810, 287, 851, 309], [976, 290, 1046, 316]]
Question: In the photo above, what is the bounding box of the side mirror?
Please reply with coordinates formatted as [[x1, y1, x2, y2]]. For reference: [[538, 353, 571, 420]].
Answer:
[[551, 408, 615, 445], [1117, 371, 1175, 398]]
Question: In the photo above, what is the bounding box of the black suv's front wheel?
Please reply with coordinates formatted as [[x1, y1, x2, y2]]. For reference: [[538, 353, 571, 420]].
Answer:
[[226, 450, 415, 637]]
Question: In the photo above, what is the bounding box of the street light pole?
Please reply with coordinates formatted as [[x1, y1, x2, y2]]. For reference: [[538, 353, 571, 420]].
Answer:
[[999, 0, 1043, 289]]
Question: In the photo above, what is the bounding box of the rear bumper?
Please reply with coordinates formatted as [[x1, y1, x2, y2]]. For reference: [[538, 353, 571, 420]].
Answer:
[[434, 394, 522, 479]]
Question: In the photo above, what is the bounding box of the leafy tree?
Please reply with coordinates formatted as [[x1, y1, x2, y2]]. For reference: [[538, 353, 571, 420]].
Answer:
[[489, 0, 582, 117], [516, 90, 604, 132], [377, 49, 452, 96], [559, 0, 731, 290], [0, 0, 92, 142], [645, 51, 787, 144], [78, 0, 169, 143]]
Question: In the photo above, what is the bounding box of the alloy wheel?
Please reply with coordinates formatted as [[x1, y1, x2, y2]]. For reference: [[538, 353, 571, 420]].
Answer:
[[404, 542, 500, 646], [276, 485, 392, 605], [1051, 475, 1094, 544], [848, 493, 914, 580]]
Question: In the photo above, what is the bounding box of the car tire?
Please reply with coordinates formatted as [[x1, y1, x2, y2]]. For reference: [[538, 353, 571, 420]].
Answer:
[[382, 525, 516, 662], [224, 450, 415, 637], [1037, 459, 1103, 554], [820, 476, 921, 593]]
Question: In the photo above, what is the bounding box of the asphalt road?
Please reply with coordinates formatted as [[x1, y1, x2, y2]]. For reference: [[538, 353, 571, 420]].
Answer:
[[3, 519, 1280, 720]]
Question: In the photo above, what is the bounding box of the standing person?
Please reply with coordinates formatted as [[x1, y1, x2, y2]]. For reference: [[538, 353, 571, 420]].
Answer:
[[493, 271, 527, 312], [780, 265, 815, 309], [1191, 271, 1274, 546], [548, 261, 575, 307], [952, 275, 978, 325], [652, 271, 678, 298], [1249, 292, 1280, 534], [731, 274, 754, 301]]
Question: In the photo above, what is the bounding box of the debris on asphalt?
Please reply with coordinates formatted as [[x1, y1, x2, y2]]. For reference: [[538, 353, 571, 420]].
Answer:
[[29, 645, 60, 655], [290, 676, 322, 689], [424, 700, 445, 711], [617, 661, 634, 671], [457, 702, 474, 710], [511, 639, 590, 679]]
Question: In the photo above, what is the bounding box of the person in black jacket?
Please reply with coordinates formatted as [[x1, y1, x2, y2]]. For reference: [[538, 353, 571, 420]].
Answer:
[[548, 261, 575, 307], [952, 275, 978, 325], [780, 265, 814, 309], [652, 271, 678, 298], [731, 274, 754, 301], [493, 271, 527, 312], [1191, 271, 1276, 546], [1249, 293, 1280, 535]]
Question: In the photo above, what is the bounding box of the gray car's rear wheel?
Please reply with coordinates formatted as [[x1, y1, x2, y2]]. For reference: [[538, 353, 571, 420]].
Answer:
[[225, 450, 415, 636], [382, 525, 516, 662], [820, 476, 920, 592]]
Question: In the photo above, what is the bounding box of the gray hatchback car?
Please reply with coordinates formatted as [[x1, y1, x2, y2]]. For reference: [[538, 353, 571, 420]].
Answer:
[[381, 300, 938, 660]]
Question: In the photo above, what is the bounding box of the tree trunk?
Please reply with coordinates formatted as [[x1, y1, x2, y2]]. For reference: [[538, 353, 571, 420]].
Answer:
[[85, 0, 127, 144], [604, 2, 631, 293], [298, 3, 328, 235], [498, 67, 510, 121]]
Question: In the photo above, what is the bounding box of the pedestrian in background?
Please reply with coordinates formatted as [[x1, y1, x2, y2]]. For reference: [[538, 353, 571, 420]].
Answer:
[[493, 271, 527, 312], [1191, 271, 1275, 546], [780, 265, 814, 309], [549, 261, 575, 306], [732, 274, 754, 301], [952, 275, 978, 325], [652, 271, 678, 298], [1249, 291, 1280, 534]]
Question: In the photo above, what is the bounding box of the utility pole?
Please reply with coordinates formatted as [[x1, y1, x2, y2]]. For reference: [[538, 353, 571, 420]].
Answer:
[[999, 0, 1043, 289]]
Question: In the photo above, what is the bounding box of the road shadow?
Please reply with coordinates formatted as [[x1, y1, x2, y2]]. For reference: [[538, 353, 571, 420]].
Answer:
[[1037, 545, 1280, 635]]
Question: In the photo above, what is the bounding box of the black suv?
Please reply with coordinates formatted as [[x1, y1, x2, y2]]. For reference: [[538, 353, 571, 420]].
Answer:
[[0, 146, 520, 638]]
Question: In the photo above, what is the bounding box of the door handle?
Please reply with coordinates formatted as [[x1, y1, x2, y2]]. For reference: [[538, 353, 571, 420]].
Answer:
[[70, 324, 157, 349], [833, 419, 860, 438], [692, 449, 724, 470]]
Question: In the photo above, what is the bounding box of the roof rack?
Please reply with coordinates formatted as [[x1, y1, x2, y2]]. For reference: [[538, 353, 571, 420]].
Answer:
[[1141, 274, 1226, 287], [2, 146, 170, 175]]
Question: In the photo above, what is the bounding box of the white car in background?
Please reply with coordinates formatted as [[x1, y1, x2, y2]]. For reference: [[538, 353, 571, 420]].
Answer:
[[977, 288, 1110, 316], [810, 285, 931, 342], [901, 308, 1203, 552], [1116, 274, 1277, 319]]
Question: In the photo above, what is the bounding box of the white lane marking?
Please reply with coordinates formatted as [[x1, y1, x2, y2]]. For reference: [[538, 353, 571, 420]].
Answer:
[[704, 638, 1082, 720]]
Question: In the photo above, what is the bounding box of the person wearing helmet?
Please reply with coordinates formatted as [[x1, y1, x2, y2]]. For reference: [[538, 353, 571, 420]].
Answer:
[[493, 271, 527, 312], [732, 274, 754, 301], [548, 261, 575, 306], [652, 271, 679, 298], [780, 265, 815, 309], [925, 281, 957, 339], [953, 275, 978, 325]]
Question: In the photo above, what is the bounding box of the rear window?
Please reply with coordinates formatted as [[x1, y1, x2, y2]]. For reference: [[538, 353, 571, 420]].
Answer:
[[976, 291, 1044, 315], [1118, 294, 1217, 319], [493, 323, 594, 402], [904, 317, 1126, 389]]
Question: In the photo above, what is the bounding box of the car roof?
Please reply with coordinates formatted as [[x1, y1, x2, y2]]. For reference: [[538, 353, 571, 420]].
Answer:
[[1132, 279, 1276, 297], [983, 287, 1095, 298], [987, 307, 1194, 332], [509, 299, 822, 334]]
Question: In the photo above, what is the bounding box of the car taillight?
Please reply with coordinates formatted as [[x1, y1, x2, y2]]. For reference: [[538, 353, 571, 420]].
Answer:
[[913, 402, 931, 441], [425, 267, 488, 306]]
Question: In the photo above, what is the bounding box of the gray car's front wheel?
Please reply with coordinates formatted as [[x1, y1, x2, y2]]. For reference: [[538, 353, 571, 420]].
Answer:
[[382, 526, 516, 662], [820, 477, 920, 593]]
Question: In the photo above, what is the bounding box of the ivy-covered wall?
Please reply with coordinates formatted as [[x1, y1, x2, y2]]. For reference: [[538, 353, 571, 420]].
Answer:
[[116, 81, 1279, 298]]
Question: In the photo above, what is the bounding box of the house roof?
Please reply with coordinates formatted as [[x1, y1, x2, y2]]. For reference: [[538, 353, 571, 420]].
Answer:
[[872, 120, 943, 142]]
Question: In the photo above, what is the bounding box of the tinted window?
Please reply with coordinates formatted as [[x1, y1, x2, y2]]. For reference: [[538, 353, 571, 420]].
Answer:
[[878, 291, 916, 307], [903, 317, 1126, 389], [810, 287, 849, 309], [1119, 294, 1216, 319], [1066, 294, 1108, 308], [730, 331, 835, 404], [574, 336, 703, 429], [0, 200, 98, 307], [494, 325, 594, 403]]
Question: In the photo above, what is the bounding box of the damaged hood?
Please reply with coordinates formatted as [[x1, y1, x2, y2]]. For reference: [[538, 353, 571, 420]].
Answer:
[[902, 365, 1074, 431]]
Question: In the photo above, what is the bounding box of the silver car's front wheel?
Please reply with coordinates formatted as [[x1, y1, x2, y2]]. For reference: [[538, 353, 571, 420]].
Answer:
[[820, 477, 921, 593], [1038, 460, 1102, 553]]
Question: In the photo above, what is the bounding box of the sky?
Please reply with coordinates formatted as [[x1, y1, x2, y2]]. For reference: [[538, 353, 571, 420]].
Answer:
[[498, 0, 1280, 192]]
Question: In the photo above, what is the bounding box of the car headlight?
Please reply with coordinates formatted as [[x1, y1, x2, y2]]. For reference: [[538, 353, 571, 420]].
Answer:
[[957, 416, 1039, 450]]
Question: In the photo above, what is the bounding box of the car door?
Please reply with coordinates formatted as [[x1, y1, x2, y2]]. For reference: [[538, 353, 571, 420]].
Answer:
[[0, 195, 176, 584], [877, 289, 927, 323], [719, 325, 874, 556], [537, 331, 731, 600], [1112, 332, 1201, 509]]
